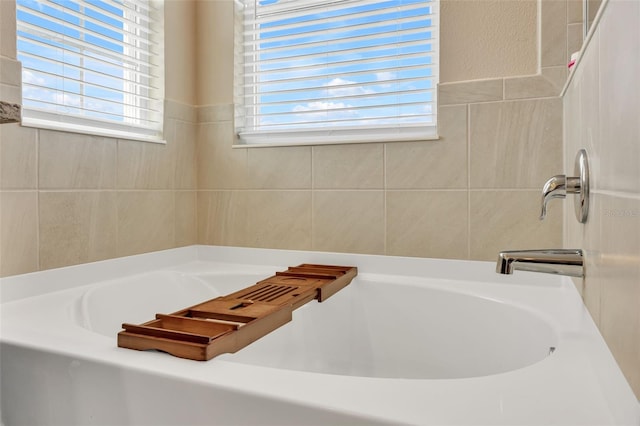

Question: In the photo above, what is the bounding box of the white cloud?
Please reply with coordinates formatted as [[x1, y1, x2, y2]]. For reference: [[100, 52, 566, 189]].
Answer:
[[53, 93, 82, 107], [293, 101, 349, 112], [375, 72, 396, 88], [324, 78, 375, 97], [22, 70, 46, 86], [292, 100, 359, 123], [376, 71, 395, 81]]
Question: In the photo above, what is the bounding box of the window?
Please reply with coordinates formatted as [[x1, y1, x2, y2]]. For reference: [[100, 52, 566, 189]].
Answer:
[[235, 0, 438, 146], [16, 0, 164, 143]]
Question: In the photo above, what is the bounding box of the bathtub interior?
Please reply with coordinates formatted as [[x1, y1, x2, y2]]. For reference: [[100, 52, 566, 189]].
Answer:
[[75, 271, 269, 338], [76, 271, 558, 380], [218, 279, 559, 379]]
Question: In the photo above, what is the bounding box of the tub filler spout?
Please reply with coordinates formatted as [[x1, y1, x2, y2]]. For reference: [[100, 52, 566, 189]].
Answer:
[[496, 249, 584, 277]]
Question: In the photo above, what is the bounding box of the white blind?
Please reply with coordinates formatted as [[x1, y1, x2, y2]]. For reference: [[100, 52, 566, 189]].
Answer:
[[235, 0, 438, 145], [16, 0, 164, 142]]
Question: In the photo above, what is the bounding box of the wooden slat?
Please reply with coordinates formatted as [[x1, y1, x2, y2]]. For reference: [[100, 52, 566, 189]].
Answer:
[[121, 323, 213, 345]]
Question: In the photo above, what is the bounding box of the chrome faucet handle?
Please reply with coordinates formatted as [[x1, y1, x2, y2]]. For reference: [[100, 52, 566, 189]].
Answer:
[[539, 150, 589, 223], [540, 175, 581, 220]]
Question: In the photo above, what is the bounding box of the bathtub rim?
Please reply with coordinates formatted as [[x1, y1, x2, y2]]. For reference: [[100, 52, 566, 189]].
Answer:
[[0, 244, 564, 304]]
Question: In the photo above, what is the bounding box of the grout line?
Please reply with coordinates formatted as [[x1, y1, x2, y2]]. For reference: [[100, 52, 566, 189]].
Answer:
[[114, 138, 120, 257], [310, 146, 315, 250], [466, 103, 471, 260], [35, 129, 40, 271], [382, 143, 387, 255]]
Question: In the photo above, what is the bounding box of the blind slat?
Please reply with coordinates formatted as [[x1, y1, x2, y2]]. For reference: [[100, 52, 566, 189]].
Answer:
[[242, 63, 433, 87], [21, 1, 157, 47], [243, 99, 432, 119], [19, 49, 161, 89], [248, 87, 434, 108], [243, 51, 432, 78], [243, 2, 429, 38], [18, 21, 157, 70], [242, 24, 431, 56], [83, 0, 156, 32], [24, 81, 162, 116], [243, 37, 432, 66], [24, 96, 161, 124], [247, 111, 434, 130], [18, 6, 155, 57]]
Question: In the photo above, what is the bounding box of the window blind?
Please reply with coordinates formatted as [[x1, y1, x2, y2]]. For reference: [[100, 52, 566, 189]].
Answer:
[[16, 0, 164, 142], [235, 0, 438, 145]]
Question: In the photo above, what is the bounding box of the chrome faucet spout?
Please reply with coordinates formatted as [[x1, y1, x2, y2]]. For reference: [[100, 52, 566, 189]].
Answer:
[[496, 249, 584, 277]]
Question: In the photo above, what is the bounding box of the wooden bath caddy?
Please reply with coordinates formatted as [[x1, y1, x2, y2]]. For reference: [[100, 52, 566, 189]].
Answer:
[[118, 264, 357, 361]]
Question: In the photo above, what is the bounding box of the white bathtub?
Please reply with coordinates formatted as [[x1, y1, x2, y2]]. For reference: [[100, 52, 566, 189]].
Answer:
[[1, 245, 638, 425]]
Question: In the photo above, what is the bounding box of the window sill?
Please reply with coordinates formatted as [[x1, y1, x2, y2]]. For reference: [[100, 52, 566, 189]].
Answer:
[[234, 125, 439, 148], [20, 117, 166, 145]]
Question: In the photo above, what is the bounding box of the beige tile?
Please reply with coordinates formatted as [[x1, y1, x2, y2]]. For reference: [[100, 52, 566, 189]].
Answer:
[[504, 71, 565, 100], [386, 105, 467, 189], [0, 123, 37, 189], [0, 0, 17, 58], [581, 193, 602, 325], [598, 0, 640, 194], [0, 191, 38, 277], [313, 144, 383, 189], [567, 0, 583, 24], [247, 190, 311, 250], [0, 57, 21, 87], [563, 35, 600, 185], [575, 31, 600, 190], [39, 130, 116, 189], [248, 146, 311, 189], [313, 191, 384, 255], [197, 104, 233, 123], [174, 121, 197, 189], [438, 79, 503, 106], [542, 66, 569, 93], [197, 122, 247, 189], [470, 98, 563, 189], [0, 83, 20, 105], [39, 191, 117, 270], [197, 190, 248, 246], [164, 99, 197, 123], [117, 191, 175, 256], [563, 63, 584, 180], [387, 191, 468, 259], [469, 190, 563, 261], [597, 194, 640, 399], [117, 138, 175, 190], [175, 191, 197, 247], [541, 0, 568, 67]]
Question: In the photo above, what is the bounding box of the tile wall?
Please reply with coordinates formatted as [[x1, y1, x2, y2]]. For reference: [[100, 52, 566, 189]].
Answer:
[[0, 54, 198, 276], [196, 75, 566, 260], [1, 0, 589, 273], [195, 0, 583, 261], [563, 0, 640, 399]]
